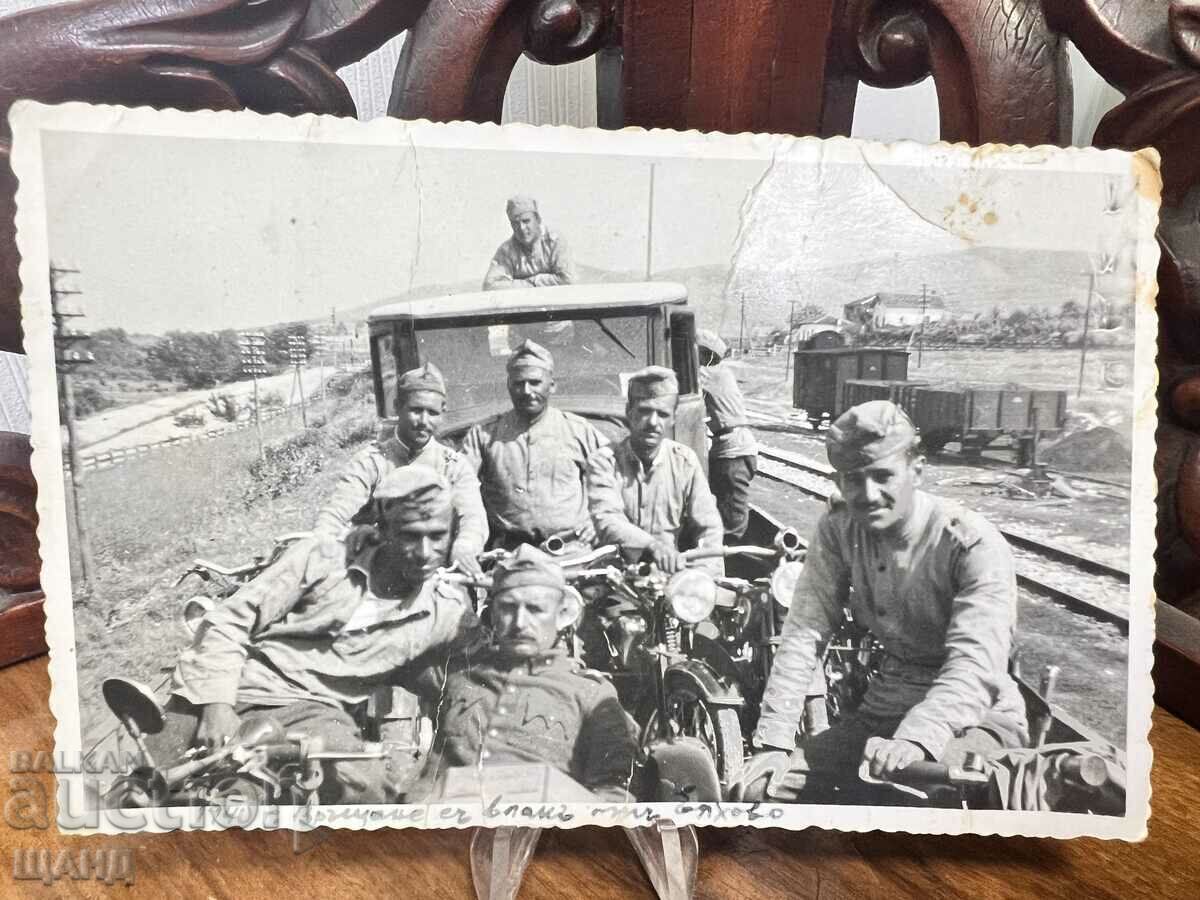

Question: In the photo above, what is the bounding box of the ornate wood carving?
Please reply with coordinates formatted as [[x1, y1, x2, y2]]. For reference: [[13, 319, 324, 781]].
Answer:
[[0, 0, 1197, 712], [389, 0, 614, 122]]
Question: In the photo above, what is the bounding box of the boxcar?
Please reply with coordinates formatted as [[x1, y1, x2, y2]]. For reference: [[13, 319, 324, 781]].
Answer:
[[792, 348, 909, 427]]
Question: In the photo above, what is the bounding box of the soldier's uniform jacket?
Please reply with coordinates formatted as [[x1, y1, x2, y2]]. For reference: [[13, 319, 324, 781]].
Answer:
[[698, 364, 758, 460], [587, 437, 725, 576], [461, 407, 608, 544], [412, 647, 638, 802], [483, 228, 576, 290], [754, 490, 1028, 759], [313, 432, 489, 560], [172, 535, 477, 710]]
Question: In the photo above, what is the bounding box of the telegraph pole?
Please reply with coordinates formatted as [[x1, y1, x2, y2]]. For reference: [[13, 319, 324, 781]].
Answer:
[[237, 332, 268, 457], [288, 333, 309, 427], [918, 283, 928, 368], [1077, 272, 1096, 398], [784, 299, 797, 384], [739, 293, 747, 356], [51, 265, 96, 594], [645, 163, 656, 280]]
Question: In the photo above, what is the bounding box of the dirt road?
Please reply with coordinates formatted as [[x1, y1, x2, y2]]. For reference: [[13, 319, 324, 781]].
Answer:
[[72, 367, 334, 459]]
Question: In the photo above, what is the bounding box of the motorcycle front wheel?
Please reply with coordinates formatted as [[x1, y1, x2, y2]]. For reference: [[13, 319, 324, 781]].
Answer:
[[644, 697, 745, 789]]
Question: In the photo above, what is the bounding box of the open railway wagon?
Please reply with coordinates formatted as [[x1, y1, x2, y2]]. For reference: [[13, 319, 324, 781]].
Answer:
[[843, 378, 1068, 460], [791, 347, 910, 428]]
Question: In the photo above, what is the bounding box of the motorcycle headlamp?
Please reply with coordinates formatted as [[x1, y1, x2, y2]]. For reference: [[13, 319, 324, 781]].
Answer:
[[666, 569, 717, 624], [770, 561, 804, 610]]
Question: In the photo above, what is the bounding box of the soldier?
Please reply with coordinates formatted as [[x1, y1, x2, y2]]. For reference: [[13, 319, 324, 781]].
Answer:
[[483, 195, 577, 291], [741, 401, 1028, 800], [461, 339, 608, 552], [696, 329, 759, 540], [587, 366, 725, 576], [408, 546, 638, 803], [314, 362, 488, 576], [149, 467, 480, 804]]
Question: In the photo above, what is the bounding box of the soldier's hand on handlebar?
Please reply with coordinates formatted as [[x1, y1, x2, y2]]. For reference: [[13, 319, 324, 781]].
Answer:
[[649, 541, 684, 574], [863, 737, 926, 780], [195, 703, 241, 750]]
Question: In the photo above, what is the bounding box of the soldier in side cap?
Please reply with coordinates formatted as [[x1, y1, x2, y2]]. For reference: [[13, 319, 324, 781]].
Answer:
[[151, 467, 480, 804], [738, 400, 1028, 801], [483, 194, 577, 290], [461, 339, 608, 552], [314, 361, 489, 576], [696, 328, 759, 540], [587, 366, 724, 576], [409, 545, 638, 802]]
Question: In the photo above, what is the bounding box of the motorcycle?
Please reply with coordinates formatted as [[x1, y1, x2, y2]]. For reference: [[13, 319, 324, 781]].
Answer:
[[559, 531, 806, 800]]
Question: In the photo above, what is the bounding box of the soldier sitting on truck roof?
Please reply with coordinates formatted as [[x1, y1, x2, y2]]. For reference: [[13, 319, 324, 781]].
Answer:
[[483, 195, 576, 291], [736, 400, 1029, 802], [314, 362, 489, 577]]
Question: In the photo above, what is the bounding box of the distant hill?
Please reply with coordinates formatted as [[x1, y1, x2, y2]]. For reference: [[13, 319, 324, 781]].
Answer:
[[331, 246, 1132, 338]]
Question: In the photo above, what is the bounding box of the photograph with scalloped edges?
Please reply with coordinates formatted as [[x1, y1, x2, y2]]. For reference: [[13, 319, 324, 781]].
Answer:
[[8, 101, 1157, 840]]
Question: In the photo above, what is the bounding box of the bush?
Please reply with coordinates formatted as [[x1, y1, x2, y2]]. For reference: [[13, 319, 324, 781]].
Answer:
[[243, 429, 325, 505], [174, 410, 206, 429], [72, 384, 116, 419], [207, 393, 241, 422], [259, 390, 285, 409]]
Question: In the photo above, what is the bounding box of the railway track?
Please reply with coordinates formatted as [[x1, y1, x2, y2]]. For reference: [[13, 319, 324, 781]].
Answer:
[[755, 444, 1131, 633]]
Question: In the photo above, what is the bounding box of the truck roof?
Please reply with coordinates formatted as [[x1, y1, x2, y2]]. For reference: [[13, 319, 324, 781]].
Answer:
[[368, 281, 688, 324]]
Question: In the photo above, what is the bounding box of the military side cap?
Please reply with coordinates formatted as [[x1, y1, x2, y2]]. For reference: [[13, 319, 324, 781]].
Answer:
[[507, 338, 554, 373], [826, 400, 919, 472], [374, 465, 452, 523], [627, 365, 679, 401], [492, 545, 567, 595], [506, 195, 539, 218], [696, 329, 728, 358], [396, 361, 446, 397]]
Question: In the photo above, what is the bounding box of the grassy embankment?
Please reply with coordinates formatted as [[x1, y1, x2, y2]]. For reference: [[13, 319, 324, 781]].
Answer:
[[69, 373, 378, 747]]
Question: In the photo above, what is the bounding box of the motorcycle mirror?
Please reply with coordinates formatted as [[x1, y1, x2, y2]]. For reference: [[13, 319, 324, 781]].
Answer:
[[102, 678, 165, 737]]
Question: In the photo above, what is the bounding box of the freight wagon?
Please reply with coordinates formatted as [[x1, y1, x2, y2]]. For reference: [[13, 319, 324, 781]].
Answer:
[[839, 377, 1068, 460], [791, 348, 910, 428]]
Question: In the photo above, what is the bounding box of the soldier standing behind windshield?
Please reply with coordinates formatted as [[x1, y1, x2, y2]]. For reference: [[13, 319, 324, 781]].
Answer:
[[587, 366, 724, 577], [483, 195, 576, 290], [461, 339, 607, 552], [696, 329, 759, 541], [314, 362, 488, 576]]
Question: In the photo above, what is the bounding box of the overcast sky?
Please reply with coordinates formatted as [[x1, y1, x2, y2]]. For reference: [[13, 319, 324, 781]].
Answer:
[[36, 126, 1141, 335]]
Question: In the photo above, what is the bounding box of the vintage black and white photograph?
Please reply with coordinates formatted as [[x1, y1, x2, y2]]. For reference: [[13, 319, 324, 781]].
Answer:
[[11, 102, 1156, 839]]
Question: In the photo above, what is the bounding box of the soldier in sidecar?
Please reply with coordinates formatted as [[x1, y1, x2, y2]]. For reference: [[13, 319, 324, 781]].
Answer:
[[140, 466, 479, 806]]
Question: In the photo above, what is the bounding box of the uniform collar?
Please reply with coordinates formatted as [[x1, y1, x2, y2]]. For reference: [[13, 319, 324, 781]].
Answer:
[[485, 645, 570, 674], [621, 437, 667, 475]]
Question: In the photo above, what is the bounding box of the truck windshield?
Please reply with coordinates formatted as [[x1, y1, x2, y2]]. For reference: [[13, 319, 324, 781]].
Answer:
[[413, 314, 651, 413]]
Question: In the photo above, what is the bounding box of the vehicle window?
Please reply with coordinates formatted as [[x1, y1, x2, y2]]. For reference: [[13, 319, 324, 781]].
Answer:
[[373, 331, 397, 416], [414, 315, 650, 413]]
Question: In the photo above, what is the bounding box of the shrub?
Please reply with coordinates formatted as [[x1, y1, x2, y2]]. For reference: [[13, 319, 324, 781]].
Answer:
[[243, 429, 325, 505], [174, 410, 206, 429], [72, 384, 116, 419]]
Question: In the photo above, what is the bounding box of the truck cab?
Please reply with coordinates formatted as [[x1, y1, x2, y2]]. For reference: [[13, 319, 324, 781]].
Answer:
[[367, 281, 706, 460]]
